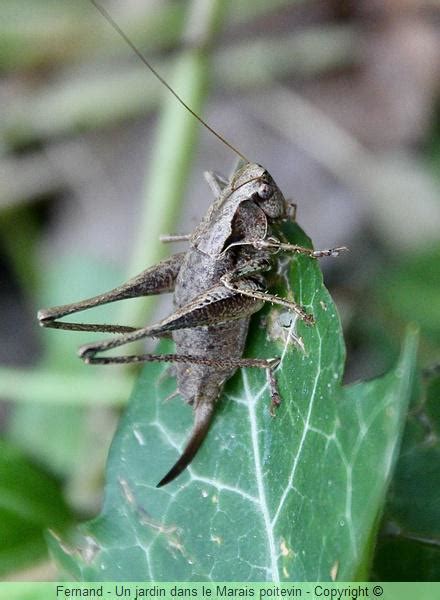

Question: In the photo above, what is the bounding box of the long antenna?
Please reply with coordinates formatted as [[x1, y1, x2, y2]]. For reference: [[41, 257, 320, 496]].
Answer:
[[90, 0, 250, 163]]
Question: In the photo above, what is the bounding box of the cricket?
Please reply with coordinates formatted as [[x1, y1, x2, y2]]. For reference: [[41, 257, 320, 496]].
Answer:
[[38, 1, 347, 487]]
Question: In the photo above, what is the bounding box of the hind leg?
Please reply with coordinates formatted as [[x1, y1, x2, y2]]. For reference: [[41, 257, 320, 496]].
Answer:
[[37, 252, 185, 334]]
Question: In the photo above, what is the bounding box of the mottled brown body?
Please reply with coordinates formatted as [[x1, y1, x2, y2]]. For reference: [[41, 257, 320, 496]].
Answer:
[[154, 163, 284, 484], [173, 249, 257, 405]]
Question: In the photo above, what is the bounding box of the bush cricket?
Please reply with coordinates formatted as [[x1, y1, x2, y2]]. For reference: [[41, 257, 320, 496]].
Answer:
[[38, 1, 347, 487]]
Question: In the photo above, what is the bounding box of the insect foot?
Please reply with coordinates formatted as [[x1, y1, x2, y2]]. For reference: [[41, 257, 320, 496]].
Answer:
[[265, 357, 282, 416], [311, 246, 349, 258], [302, 312, 315, 326]]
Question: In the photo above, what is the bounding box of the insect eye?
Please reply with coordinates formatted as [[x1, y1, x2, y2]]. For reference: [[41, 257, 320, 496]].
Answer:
[[257, 183, 272, 200]]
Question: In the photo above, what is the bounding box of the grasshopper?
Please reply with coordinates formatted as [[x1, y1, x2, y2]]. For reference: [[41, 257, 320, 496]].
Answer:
[[38, 2, 347, 487]]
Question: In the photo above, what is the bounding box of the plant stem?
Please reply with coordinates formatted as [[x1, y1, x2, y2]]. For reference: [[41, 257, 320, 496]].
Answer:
[[0, 367, 131, 406]]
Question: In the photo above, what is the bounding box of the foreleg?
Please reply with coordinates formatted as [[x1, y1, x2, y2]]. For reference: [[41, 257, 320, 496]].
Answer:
[[221, 273, 314, 324]]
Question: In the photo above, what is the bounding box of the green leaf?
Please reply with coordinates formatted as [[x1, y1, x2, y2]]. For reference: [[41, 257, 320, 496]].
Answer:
[[372, 373, 440, 581], [375, 244, 440, 344], [49, 224, 417, 581], [0, 439, 72, 576]]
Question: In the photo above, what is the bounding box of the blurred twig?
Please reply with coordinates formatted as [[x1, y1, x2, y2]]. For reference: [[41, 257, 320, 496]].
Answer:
[[1, 25, 357, 148]]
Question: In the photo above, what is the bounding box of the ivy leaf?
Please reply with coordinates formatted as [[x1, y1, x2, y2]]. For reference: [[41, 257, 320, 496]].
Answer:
[[372, 373, 440, 581], [48, 224, 418, 581]]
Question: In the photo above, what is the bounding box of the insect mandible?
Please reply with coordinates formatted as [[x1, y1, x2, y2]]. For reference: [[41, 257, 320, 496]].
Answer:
[[38, 1, 347, 487]]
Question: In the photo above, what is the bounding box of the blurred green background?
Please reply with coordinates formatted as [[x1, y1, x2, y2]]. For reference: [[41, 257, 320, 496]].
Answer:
[[0, 0, 439, 582]]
